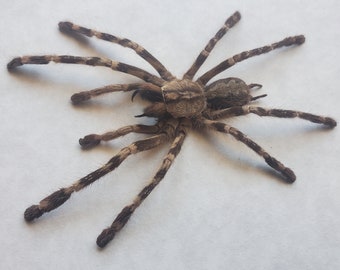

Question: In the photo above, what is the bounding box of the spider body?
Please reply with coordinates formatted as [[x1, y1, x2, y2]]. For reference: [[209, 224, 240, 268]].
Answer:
[[8, 11, 336, 248]]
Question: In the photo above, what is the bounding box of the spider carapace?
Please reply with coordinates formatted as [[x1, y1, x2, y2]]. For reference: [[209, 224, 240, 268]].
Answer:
[[8, 11, 336, 248]]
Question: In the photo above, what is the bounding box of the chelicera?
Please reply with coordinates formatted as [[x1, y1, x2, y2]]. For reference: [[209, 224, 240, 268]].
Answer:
[[8, 11, 336, 248]]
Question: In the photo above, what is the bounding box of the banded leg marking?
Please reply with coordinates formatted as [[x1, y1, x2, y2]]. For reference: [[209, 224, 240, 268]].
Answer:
[[205, 105, 337, 128], [7, 55, 165, 86], [71, 83, 161, 104], [198, 35, 305, 85], [204, 119, 296, 182], [79, 123, 163, 149], [247, 106, 337, 128], [24, 133, 168, 222], [59, 21, 174, 81], [184, 11, 241, 80], [96, 130, 186, 248]]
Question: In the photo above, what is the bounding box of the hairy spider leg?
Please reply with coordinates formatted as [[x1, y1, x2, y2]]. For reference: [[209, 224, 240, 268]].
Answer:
[[71, 82, 161, 104], [248, 107, 337, 127], [198, 35, 305, 85], [7, 55, 165, 86], [183, 11, 241, 80], [79, 123, 164, 149], [96, 128, 186, 248], [205, 105, 337, 127], [24, 133, 170, 222], [203, 119, 296, 183], [59, 21, 175, 81]]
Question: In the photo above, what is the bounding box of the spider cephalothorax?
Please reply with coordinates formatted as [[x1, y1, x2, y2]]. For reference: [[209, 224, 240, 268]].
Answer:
[[162, 79, 206, 118], [8, 11, 336, 248]]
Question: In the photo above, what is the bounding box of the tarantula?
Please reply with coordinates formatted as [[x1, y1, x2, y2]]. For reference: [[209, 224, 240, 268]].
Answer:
[[8, 11, 336, 248]]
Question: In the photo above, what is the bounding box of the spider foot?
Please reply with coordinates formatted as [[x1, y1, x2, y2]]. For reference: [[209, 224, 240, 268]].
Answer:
[[58, 21, 74, 33], [282, 168, 296, 183], [294, 35, 305, 45], [79, 134, 101, 149], [96, 228, 116, 248], [279, 35, 305, 46], [96, 205, 135, 248], [7, 57, 23, 70], [24, 205, 43, 222], [264, 156, 296, 183], [325, 117, 337, 128], [24, 188, 73, 222], [71, 92, 91, 104]]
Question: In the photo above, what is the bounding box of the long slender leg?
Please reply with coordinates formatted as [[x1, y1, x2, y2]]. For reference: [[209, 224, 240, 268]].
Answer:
[[183, 11, 241, 80], [7, 55, 165, 86], [205, 105, 337, 128], [24, 133, 169, 222], [71, 82, 161, 104], [96, 129, 186, 248], [59, 21, 175, 81], [203, 119, 296, 183], [79, 123, 163, 149], [198, 35, 305, 85]]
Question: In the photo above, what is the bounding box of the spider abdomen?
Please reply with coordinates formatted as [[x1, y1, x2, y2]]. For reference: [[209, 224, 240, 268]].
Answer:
[[205, 77, 252, 109], [161, 80, 206, 118]]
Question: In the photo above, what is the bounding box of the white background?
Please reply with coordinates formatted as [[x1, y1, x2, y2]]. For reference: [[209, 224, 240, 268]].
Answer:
[[1, 0, 339, 269]]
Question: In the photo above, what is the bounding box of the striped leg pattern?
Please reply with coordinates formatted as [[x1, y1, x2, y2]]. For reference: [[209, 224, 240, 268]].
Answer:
[[59, 21, 174, 81], [7, 55, 165, 86], [198, 35, 305, 85], [204, 119, 296, 183], [79, 123, 164, 149], [24, 132, 170, 222], [248, 106, 337, 127], [71, 82, 161, 104], [183, 11, 241, 80], [96, 128, 186, 248], [205, 106, 337, 128]]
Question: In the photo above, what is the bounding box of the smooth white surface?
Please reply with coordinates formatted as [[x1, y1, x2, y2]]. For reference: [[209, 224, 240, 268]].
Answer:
[[1, 1, 339, 269]]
